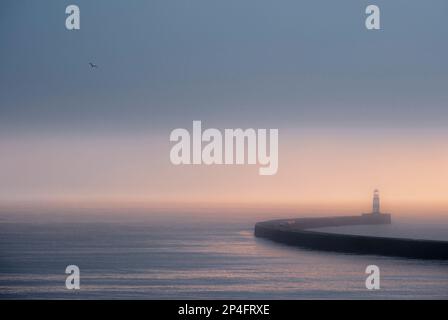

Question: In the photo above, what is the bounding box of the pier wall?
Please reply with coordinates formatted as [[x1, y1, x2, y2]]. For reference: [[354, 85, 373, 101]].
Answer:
[[254, 215, 448, 260]]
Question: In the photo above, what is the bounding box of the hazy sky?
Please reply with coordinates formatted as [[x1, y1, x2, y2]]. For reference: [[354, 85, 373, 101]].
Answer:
[[1, 1, 447, 214]]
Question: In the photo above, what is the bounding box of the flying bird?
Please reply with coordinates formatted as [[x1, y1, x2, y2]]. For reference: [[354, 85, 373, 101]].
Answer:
[[89, 62, 98, 69]]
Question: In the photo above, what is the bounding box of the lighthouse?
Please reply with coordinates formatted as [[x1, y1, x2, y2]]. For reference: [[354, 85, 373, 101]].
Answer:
[[361, 189, 391, 223], [372, 189, 380, 214]]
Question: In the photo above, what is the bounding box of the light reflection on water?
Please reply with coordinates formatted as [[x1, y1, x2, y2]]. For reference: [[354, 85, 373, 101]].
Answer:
[[0, 220, 447, 299]]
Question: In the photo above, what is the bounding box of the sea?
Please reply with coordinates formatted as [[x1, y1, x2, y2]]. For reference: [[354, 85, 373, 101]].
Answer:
[[0, 212, 447, 299]]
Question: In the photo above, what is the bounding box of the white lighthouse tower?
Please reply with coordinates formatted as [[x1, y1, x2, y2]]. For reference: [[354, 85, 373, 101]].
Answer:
[[372, 189, 380, 214], [362, 189, 391, 224]]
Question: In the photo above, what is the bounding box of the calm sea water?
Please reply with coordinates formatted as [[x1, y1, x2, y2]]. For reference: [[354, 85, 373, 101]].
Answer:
[[1, 215, 447, 299]]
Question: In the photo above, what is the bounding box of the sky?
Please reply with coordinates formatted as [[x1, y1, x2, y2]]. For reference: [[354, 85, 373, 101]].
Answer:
[[0, 1, 447, 215]]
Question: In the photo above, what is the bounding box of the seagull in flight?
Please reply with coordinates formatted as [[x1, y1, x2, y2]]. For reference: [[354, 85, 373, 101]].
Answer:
[[89, 62, 99, 69]]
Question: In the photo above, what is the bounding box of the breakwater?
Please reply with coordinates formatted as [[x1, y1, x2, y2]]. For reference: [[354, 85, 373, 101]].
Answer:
[[254, 214, 448, 260]]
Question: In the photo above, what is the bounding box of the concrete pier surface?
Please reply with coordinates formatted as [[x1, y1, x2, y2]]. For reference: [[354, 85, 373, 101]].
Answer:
[[254, 214, 448, 260]]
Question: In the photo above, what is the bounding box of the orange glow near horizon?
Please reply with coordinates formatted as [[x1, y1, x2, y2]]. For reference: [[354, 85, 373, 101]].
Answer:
[[0, 129, 447, 217]]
